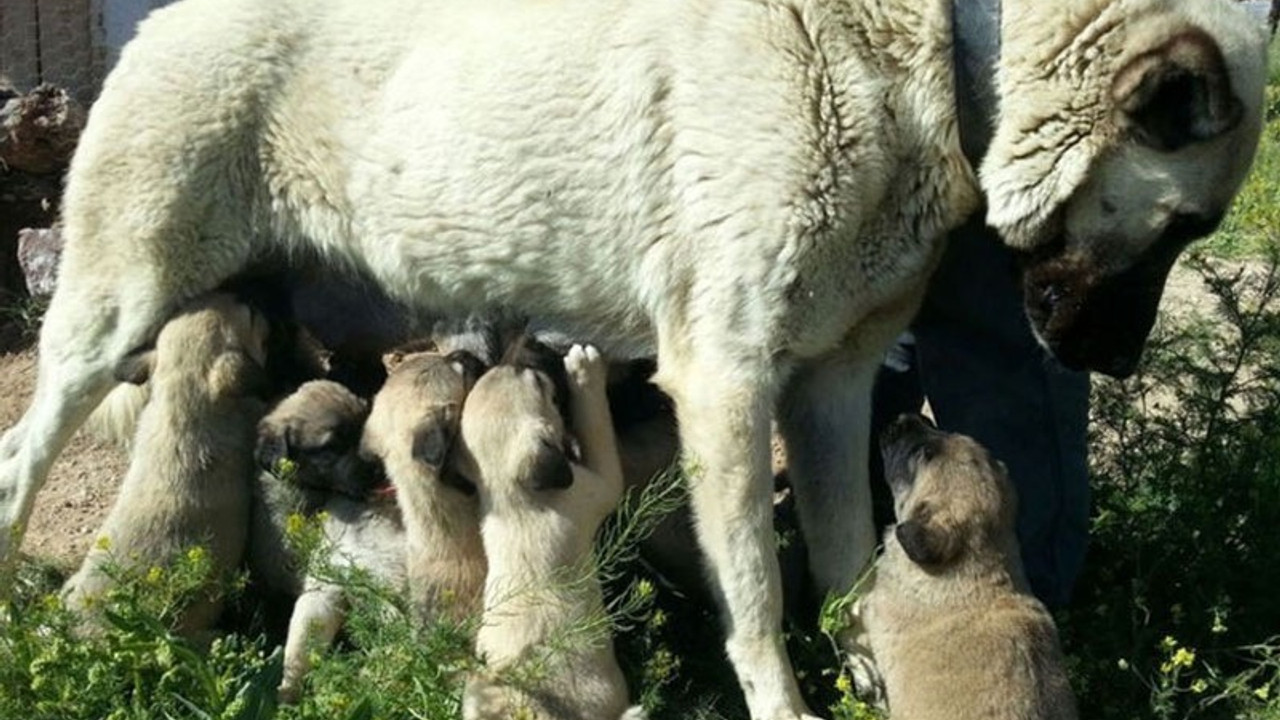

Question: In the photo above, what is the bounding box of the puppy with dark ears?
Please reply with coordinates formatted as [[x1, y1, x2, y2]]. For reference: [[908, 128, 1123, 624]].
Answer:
[[458, 344, 645, 720], [62, 293, 271, 637], [359, 346, 487, 623], [843, 414, 1078, 720]]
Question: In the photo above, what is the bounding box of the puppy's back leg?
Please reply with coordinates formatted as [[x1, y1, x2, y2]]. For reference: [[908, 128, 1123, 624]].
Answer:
[[279, 583, 346, 704]]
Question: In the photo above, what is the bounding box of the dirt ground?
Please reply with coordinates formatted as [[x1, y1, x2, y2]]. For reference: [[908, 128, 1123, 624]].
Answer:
[[0, 346, 128, 569], [0, 262, 1231, 572]]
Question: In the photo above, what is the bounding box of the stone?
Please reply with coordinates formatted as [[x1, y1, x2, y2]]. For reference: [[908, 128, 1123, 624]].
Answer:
[[17, 226, 63, 297]]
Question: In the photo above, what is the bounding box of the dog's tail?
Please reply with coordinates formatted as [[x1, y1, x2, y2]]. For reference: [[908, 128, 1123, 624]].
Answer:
[[82, 381, 150, 449]]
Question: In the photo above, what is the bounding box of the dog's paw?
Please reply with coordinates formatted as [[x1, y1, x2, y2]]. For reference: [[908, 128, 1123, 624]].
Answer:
[[564, 344, 606, 393]]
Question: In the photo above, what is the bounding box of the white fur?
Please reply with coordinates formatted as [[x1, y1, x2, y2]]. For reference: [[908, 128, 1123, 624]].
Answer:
[[0, 2, 1264, 716]]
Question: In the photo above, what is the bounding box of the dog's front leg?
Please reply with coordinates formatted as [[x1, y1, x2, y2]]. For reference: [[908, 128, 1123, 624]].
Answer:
[[777, 357, 880, 599], [656, 350, 818, 720]]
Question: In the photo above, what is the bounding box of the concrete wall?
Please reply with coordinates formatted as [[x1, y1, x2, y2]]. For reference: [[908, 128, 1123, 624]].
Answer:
[[0, 0, 175, 103]]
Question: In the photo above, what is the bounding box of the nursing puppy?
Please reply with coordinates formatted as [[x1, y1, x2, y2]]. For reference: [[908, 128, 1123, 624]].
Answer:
[[62, 293, 269, 635], [846, 414, 1077, 720], [2, 2, 1266, 715], [360, 347, 487, 623], [460, 344, 642, 720], [247, 379, 403, 703], [249, 379, 376, 600]]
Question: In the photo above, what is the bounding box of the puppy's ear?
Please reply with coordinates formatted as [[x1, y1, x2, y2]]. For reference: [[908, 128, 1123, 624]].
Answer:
[[210, 352, 271, 398], [256, 426, 292, 472], [115, 347, 157, 385], [382, 350, 407, 374], [411, 413, 455, 470], [894, 512, 960, 568], [1114, 28, 1243, 151], [526, 440, 574, 491]]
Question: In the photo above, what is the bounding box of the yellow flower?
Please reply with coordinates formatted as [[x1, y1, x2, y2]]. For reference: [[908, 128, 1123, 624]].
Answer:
[[1191, 679, 1208, 694], [635, 579, 655, 599], [1171, 647, 1196, 669], [186, 546, 207, 564], [835, 673, 853, 694], [94, 535, 111, 551], [1255, 685, 1271, 701], [1161, 635, 1178, 651], [285, 513, 306, 537], [146, 566, 164, 584]]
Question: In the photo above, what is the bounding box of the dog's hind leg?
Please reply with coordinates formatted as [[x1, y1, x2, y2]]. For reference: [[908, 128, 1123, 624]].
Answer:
[[777, 357, 880, 602], [654, 347, 818, 720], [0, 282, 180, 568]]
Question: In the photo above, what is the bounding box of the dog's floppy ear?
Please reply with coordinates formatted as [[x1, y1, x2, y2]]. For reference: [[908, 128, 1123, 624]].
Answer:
[[1114, 28, 1243, 152], [210, 352, 271, 398], [382, 350, 408, 374], [256, 425, 292, 472], [115, 347, 157, 385], [526, 439, 574, 491], [411, 411, 456, 470], [894, 510, 961, 567]]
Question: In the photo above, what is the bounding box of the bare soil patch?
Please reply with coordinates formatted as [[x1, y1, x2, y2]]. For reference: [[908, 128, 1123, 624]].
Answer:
[[0, 346, 127, 569]]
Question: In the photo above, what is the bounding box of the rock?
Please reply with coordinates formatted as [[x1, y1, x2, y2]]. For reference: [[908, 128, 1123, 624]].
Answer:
[[17, 227, 63, 297], [0, 84, 86, 175]]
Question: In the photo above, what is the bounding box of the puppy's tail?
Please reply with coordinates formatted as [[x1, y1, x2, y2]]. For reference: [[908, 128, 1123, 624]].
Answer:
[[82, 381, 150, 449]]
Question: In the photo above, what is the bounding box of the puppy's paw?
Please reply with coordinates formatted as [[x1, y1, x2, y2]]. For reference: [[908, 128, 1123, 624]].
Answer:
[[845, 651, 886, 709], [564, 344, 606, 393]]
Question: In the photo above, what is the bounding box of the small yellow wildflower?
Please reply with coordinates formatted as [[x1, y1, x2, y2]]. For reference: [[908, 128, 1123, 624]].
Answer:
[[186, 546, 207, 564], [1171, 647, 1196, 669], [94, 535, 111, 551], [1161, 635, 1178, 651], [1255, 685, 1271, 701], [146, 566, 164, 584], [1191, 679, 1208, 694], [835, 673, 853, 695], [285, 512, 306, 537], [635, 579, 655, 599]]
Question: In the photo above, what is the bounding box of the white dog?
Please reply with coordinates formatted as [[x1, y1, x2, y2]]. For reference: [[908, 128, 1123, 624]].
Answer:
[[459, 344, 642, 720], [0, 2, 1264, 716]]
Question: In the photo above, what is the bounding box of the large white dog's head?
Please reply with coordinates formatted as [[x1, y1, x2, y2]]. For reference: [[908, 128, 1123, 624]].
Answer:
[[981, 0, 1267, 377]]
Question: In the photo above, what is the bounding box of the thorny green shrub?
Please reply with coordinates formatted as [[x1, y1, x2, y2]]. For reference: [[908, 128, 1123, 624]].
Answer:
[[1065, 247, 1280, 720]]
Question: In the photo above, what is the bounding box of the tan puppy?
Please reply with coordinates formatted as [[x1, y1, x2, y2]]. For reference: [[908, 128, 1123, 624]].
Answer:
[[360, 347, 487, 623], [62, 293, 269, 636], [845, 414, 1077, 720], [459, 344, 643, 720]]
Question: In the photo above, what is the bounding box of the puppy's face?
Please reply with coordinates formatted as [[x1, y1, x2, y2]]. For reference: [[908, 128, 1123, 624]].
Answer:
[[457, 365, 578, 514], [360, 349, 485, 492], [982, 0, 1266, 377], [256, 380, 373, 497], [878, 414, 1016, 569], [116, 293, 271, 399]]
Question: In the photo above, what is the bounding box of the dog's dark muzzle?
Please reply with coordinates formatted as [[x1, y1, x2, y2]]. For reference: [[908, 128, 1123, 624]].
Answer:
[[1020, 235, 1193, 379], [879, 413, 942, 496]]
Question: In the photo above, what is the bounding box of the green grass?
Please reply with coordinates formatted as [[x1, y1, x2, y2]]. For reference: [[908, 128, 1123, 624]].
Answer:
[[1205, 41, 1280, 258]]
